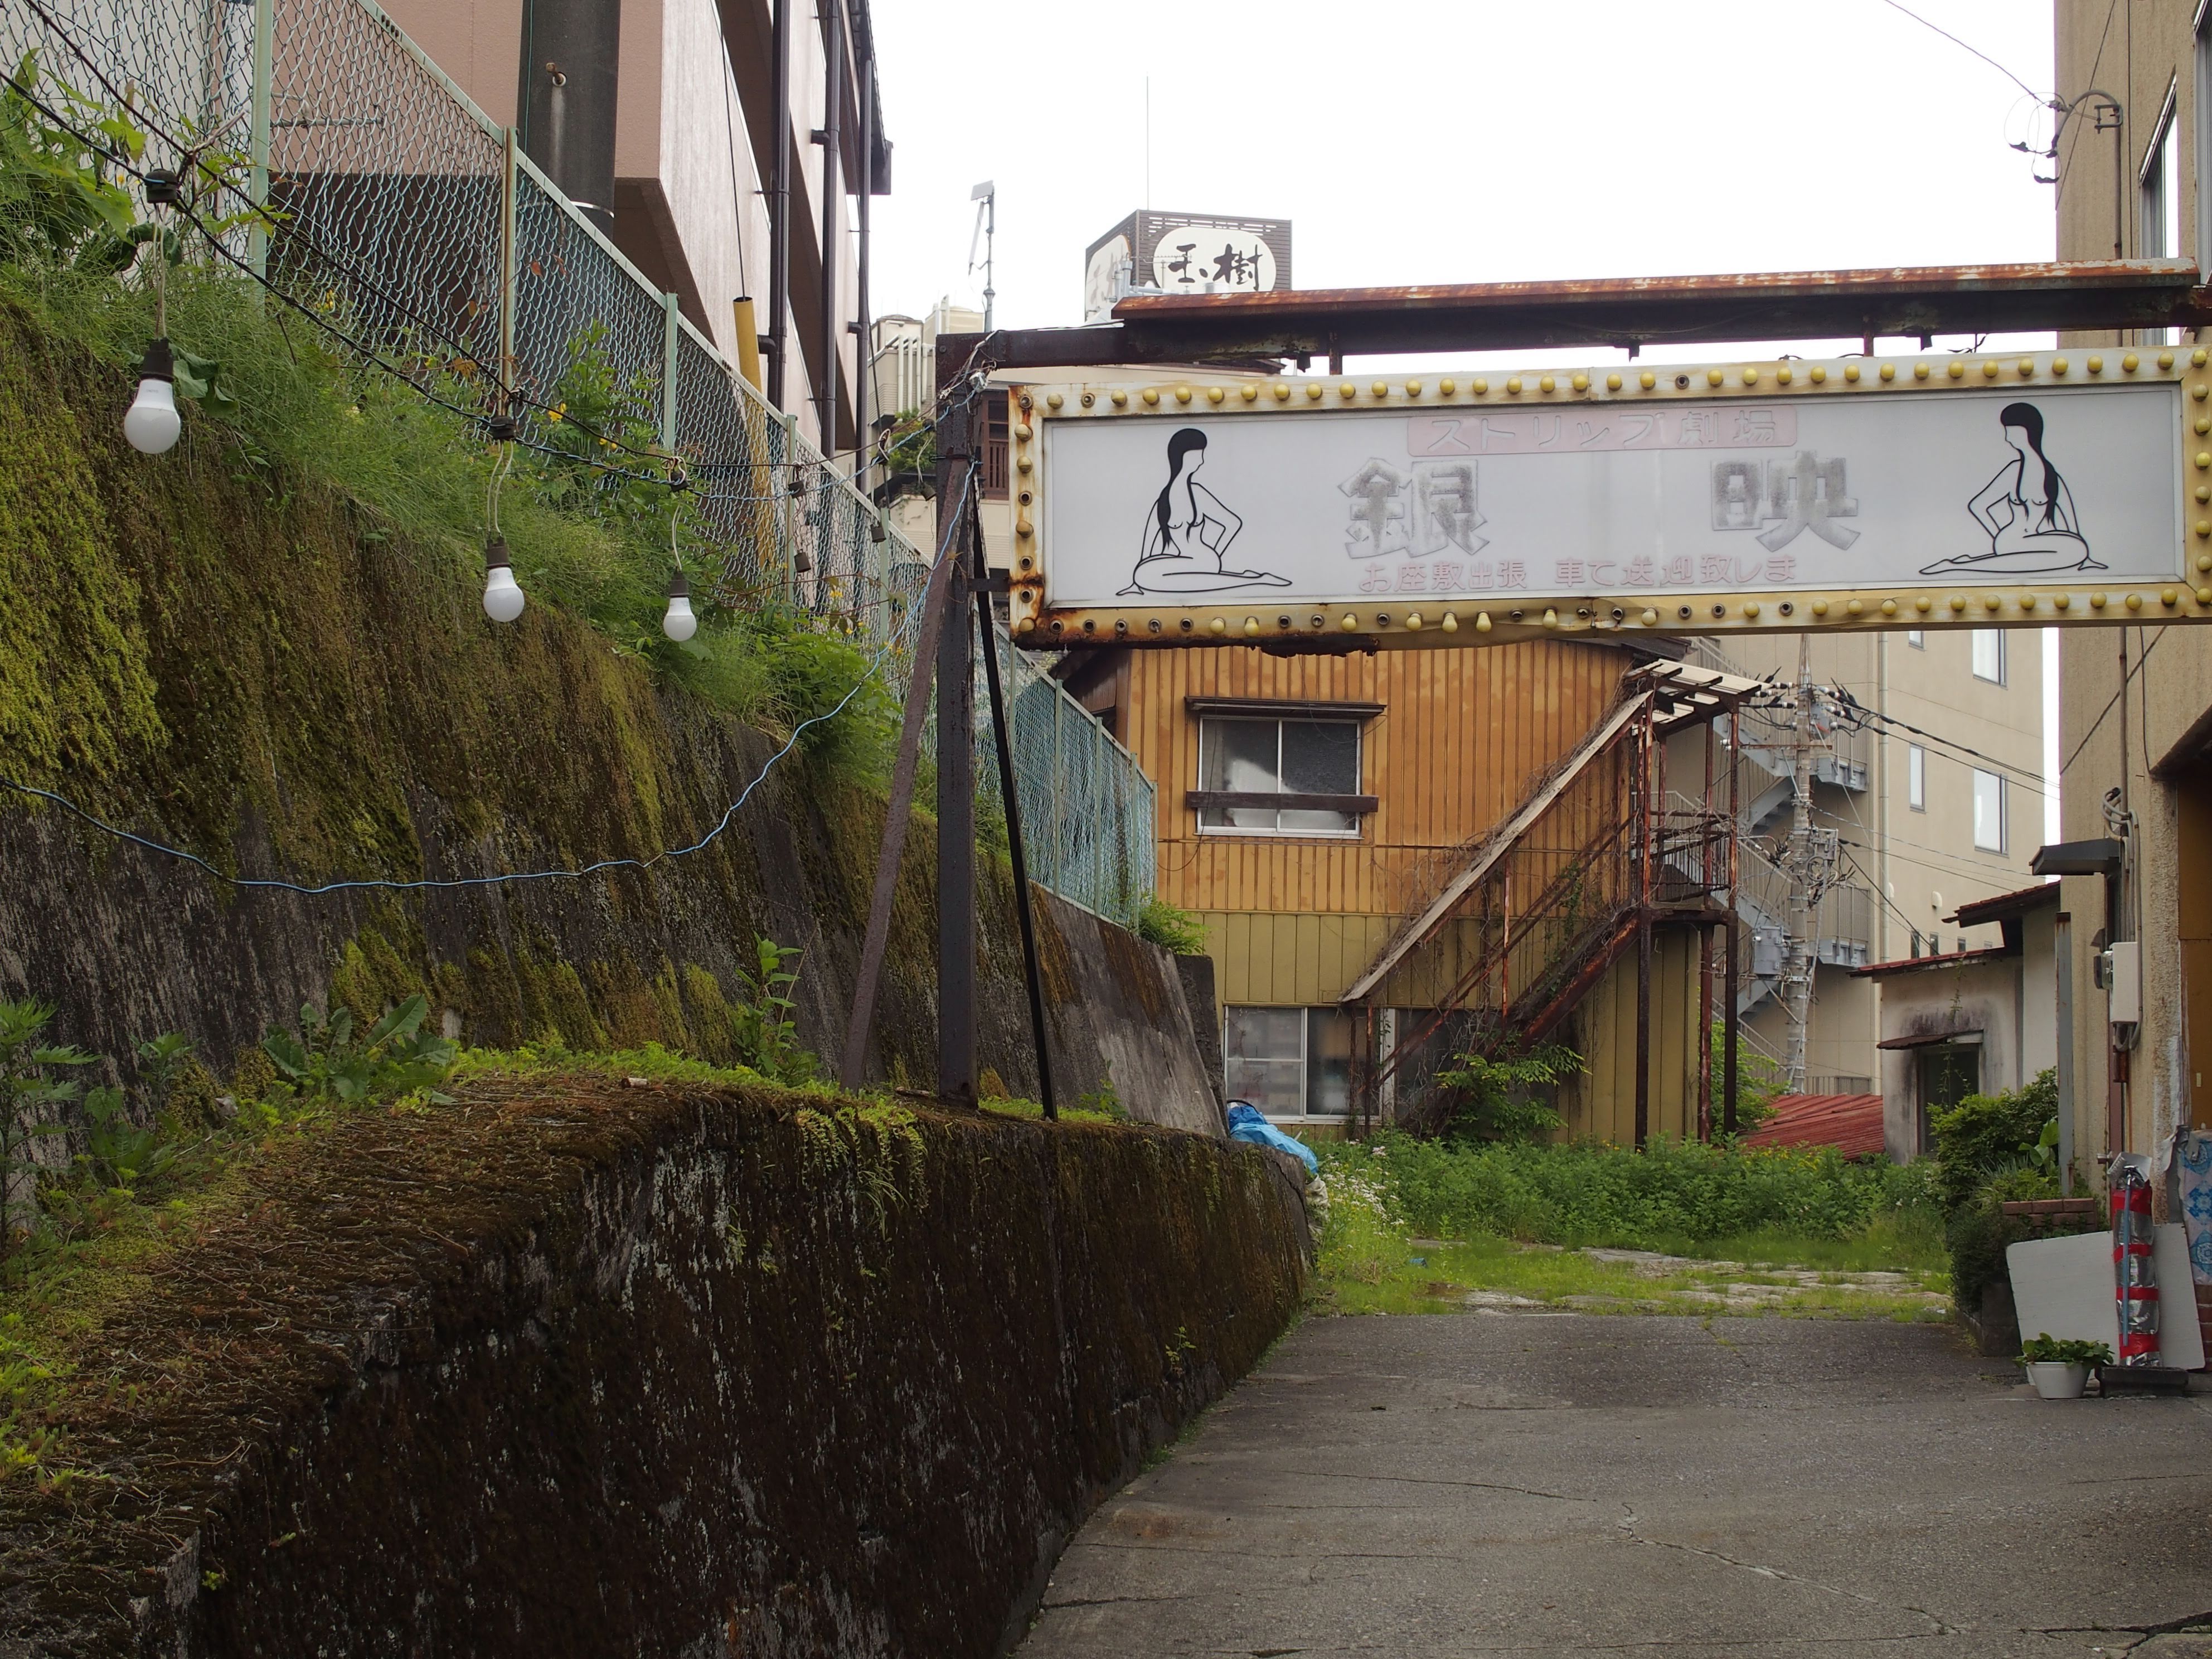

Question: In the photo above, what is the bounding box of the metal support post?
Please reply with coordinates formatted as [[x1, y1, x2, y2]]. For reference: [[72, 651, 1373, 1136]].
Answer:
[[935, 400, 978, 1107], [1633, 700, 1653, 1149], [816, 2, 842, 459], [499, 128, 520, 398], [853, 50, 872, 477], [2055, 909, 2077, 1195], [977, 541, 1055, 1119], [1723, 710, 1742, 1137], [249, 0, 273, 280], [660, 290, 680, 454], [837, 545, 959, 1090], [1782, 637, 1816, 1093]]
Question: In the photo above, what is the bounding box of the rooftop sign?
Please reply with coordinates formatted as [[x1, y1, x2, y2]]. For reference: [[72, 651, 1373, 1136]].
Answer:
[[1006, 346, 2212, 647]]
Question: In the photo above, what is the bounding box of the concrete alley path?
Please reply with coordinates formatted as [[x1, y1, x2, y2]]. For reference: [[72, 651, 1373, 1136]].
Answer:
[[1016, 1314, 2212, 1658]]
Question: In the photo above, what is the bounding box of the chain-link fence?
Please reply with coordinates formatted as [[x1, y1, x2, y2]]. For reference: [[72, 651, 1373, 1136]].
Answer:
[[4, 0, 1156, 926], [976, 626, 1156, 927]]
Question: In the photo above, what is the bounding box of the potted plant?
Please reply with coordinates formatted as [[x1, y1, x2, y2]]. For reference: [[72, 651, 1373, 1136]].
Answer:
[[2019, 1333, 2113, 1399]]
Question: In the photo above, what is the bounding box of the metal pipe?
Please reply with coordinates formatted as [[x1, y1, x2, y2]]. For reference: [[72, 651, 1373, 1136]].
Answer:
[[853, 46, 872, 479], [767, 0, 791, 406], [1633, 701, 1652, 1149], [1724, 707, 1741, 1137], [515, 0, 620, 233], [816, 2, 841, 456], [2055, 910, 2076, 1195], [978, 564, 1055, 1119], [935, 397, 977, 1106], [249, 0, 271, 280]]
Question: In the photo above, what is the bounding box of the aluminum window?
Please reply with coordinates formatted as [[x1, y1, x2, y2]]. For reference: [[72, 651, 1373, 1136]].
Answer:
[[1908, 744, 1926, 812], [1223, 1006, 1355, 1117], [1906, 629, 1925, 649], [1972, 768, 2005, 852], [1197, 715, 1362, 836], [2143, 105, 2180, 260], [1971, 629, 2005, 685]]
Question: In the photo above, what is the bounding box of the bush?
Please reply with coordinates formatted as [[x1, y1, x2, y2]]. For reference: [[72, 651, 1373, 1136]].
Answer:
[[1433, 1043, 1581, 1144], [1924, 1070, 2073, 1313], [1316, 1131, 1938, 1252], [1928, 1070, 2059, 1213]]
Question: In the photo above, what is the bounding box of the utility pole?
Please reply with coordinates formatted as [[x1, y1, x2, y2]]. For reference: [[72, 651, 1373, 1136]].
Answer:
[[1782, 637, 1816, 1094]]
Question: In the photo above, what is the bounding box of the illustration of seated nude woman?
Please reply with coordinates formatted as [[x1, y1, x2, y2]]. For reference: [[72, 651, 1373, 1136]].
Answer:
[[1924, 400, 2104, 576], [1119, 426, 1289, 595]]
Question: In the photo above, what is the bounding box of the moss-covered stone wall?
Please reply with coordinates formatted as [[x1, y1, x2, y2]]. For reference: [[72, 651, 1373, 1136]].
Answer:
[[0, 307, 1220, 1128], [0, 1075, 1307, 1655]]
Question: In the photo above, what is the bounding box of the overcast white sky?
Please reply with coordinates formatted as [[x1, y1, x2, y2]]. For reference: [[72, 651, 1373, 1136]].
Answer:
[[870, 0, 2059, 346], [869, 0, 2066, 835]]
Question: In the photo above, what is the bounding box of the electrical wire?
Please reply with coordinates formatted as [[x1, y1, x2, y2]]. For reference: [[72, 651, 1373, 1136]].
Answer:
[[1870, 0, 2044, 104], [0, 460, 979, 896], [2060, 626, 2164, 775]]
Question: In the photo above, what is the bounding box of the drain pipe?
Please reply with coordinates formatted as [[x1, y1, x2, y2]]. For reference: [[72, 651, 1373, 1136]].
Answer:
[[516, 0, 620, 234], [766, 0, 792, 407]]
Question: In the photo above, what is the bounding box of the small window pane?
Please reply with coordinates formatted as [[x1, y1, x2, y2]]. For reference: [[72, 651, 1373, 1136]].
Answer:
[[1971, 629, 2004, 684], [1972, 769, 2004, 852], [1199, 718, 1282, 830], [1908, 744, 1925, 812], [1224, 1007, 1305, 1114], [1304, 1008, 1355, 1115], [1906, 629, 1925, 649], [1279, 720, 1359, 794]]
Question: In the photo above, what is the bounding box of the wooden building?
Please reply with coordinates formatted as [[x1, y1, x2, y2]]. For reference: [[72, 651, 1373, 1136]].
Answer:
[[1060, 639, 1744, 1143]]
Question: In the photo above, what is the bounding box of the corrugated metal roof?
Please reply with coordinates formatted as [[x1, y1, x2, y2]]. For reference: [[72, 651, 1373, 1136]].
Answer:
[[1742, 1093, 1886, 1158]]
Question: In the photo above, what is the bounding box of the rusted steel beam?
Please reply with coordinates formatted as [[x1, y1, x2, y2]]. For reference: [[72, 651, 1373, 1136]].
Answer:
[[943, 261, 2207, 372]]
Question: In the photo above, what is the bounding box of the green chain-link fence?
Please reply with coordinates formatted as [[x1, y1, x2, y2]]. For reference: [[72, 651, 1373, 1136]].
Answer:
[[5, 0, 1156, 925]]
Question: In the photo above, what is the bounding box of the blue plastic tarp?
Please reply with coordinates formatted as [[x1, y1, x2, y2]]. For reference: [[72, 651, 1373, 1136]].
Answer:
[[1225, 1102, 1318, 1175]]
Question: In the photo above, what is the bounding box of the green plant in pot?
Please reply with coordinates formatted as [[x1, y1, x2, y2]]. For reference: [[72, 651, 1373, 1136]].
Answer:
[[2018, 1333, 2113, 1400]]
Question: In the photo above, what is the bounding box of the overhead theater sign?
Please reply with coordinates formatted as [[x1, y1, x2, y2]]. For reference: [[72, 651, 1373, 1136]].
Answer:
[[1006, 347, 2212, 647]]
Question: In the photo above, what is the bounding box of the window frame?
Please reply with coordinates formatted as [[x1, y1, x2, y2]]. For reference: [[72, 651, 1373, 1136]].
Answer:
[[979, 389, 1010, 500], [1223, 1006, 1356, 1119], [1908, 743, 1926, 812], [1971, 628, 2006, 685], [1972, 768, 2006, 853], [1191, 712, 1372, 838], [2142, 80, 2181, 260]]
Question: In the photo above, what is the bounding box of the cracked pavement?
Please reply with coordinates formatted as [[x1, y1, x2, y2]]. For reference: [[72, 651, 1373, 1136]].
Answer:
[[1013, 1314, 2212, 1657]]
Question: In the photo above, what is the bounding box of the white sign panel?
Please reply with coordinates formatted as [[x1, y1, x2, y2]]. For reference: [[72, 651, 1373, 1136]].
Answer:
[[1039, 384, 2181, 610]]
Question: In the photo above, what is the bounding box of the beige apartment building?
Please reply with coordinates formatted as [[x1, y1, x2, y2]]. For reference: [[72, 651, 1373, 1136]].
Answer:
[[386, 0, 888, 457], [1714, 625, 2046, 1096], [2048, 2, 2212, 1163]]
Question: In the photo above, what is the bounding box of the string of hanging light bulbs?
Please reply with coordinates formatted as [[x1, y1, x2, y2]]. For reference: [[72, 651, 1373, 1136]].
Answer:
[[121, 169, 701, 644]]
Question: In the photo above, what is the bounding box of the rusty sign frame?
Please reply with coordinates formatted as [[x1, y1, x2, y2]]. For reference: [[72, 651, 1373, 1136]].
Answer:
[[1003, 342, 2212, 651]]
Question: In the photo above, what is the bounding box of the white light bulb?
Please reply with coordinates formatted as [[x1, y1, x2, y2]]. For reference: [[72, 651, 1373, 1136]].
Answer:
[[482, 537, 525, 623], [661, 567, 697, 641], [124, 372, 181, 455]]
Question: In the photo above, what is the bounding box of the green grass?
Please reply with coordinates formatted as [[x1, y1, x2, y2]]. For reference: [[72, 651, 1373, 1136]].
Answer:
[[1320, 1235, 1949, 1322], [1311, 1134, 1950, 1323]]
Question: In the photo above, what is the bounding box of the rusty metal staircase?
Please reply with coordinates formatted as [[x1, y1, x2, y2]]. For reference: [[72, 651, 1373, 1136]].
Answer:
[[1342, 660, 1758, 1140]]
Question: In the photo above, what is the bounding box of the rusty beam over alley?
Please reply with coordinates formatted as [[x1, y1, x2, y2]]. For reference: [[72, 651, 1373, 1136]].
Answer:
[[942, 259, 2208, 373]]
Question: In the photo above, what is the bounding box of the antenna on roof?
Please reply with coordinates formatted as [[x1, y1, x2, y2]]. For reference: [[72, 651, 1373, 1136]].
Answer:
[[968, 180, 996, 334]]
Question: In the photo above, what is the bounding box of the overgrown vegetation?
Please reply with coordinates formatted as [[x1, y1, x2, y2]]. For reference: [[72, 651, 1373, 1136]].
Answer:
[[1312, 1131, 1942, 1257], [1432, 1042, 1582, 1144], [1707, 1021, 1786, 1133], [0, 59, 895, 790], [1924, 1069, 2079, 1317], [1134, 896, 1207, 955], [1309, 1142, 1943, 1318]]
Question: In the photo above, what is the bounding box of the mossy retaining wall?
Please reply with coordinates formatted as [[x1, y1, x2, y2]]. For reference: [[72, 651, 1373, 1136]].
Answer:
[[0, 305, 1220, 1133], [0, 1076, 1308, 1655]]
